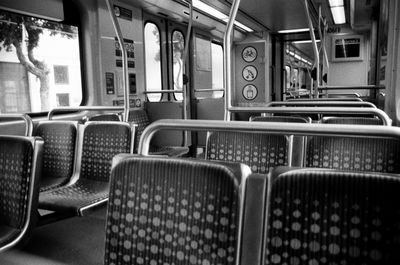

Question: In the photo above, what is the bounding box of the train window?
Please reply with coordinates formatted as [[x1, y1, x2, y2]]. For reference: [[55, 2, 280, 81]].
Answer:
[[172, 30, 184, 101], [0, 9, 82, 113], [285, 65, 291, 90], [144, 22, 162, 102], [211, 43, 224, 98]]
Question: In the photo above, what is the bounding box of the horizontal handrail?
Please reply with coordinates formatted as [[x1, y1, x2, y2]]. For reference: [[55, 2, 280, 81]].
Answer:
[[288, 98, 363, 102], [138, 119, 400, 155], [48, 106, 125, 120], [266, 101, 375, 108], [0, 114, 33, 136], [318, 85, 385, 90], [228, 107, 391, 125], [194, 89, 225, 92], [143, 90, 183, 94]]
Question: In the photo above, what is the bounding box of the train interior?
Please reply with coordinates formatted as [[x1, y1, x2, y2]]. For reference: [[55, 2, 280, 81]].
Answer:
[[1, 0, 400, 264]]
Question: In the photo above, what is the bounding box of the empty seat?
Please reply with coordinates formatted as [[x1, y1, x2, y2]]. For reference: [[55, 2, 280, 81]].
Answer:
[[306, 136, 400, 173], [39, 122, 134, 216], [265, 167, 400, 264], [321, 116, 383, 125], [128, 109, 188, 156], [104, 155, 249, 265], [206, 132, 289, 174], [0, 136, 43, 252], [34, 121, 78, 191]]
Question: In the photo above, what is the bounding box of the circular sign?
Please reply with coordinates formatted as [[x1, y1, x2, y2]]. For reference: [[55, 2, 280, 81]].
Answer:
[[242, 46, 257, 62], [242, 65, 258, 81], [242, 84, 258, 100]]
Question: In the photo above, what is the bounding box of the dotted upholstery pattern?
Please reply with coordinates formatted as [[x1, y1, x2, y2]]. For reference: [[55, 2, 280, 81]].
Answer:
[[0, 138, 33, 229], [105, 156, 242, 265], [321, 117, 383, 125], [265, 168, 400, 264], [35, 122, 77, 191], [80, 123, 132, 182], [39, 122, 132, 215], [206, 132, 288, 174], [306, 137, 400, 173], [86, 113, 121, 122], [128, 109, 150, 151]]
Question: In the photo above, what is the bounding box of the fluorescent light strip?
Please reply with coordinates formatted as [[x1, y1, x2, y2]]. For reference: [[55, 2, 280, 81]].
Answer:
[[329, 0, 344, 7], [330, 6, 346, 24], [292, 39, 321, 44], [278, 28, 310, 34], [192, 0, 254, 32]]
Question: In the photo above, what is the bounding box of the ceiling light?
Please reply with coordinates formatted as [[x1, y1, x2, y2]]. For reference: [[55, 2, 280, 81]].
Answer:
[[192, 0, 254, 32], [329, 0, 346, 24], [292, 39, 321, 44], [330, 6, 346, 24], [234, 21, 254, 32], [329, 0, 344, 7], [192, 0, 227, 20], [278, 28, 310, 34]]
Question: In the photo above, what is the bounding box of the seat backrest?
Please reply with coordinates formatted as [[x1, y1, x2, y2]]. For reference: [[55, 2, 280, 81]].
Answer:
[[0, 136, 43, 252], [85, 113, 121, 122], [128, 109, 150, 151], [265, 167, 400, 264], [321, 116, 383, 125], [77, 122, 133, 182], [104, 155, 249, 265], [206, 131, 289, 174], [34, 121, 77, 190], [250, 115, 311, 123], [306, 136, 400, 173]]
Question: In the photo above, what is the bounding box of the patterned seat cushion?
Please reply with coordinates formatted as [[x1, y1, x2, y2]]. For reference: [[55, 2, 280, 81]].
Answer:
[[35, 122, 77, 191], [206, 131, 289, 174], [39, 179, 109, 215], [104, 156, 244, 265], [0, 138, 33, 229], [86, 113, 120, 122], [306, 137, 400, 173], [80, 123, 132, 182], [265, 168, 400, 264]]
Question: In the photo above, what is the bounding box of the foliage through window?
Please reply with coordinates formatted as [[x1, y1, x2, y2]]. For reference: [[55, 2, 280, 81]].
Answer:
[[144, 22, 162, 102], [172, 30, 184, 101], [0, 9, 82, 113]]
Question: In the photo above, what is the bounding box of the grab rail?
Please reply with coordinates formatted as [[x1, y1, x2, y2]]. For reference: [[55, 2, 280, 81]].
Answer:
[[318, 85, 385, 90], [266, 101, 376, 108], [47, 106, 125, 120], [138, 119, 400, 155], [0, 114, 33, 136], [288, 98, 363, 102], [227, 106, 391, 125]]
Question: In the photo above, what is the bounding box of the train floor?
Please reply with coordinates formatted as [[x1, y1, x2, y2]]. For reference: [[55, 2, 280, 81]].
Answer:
[[0, 207, 106, 265]]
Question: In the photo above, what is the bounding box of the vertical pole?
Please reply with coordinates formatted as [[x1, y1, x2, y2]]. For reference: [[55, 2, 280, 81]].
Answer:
[[304, 0, 320, 98], [181, 0, 193, 146], [223, 0, 241, 121], [106, 0, 130, 122]]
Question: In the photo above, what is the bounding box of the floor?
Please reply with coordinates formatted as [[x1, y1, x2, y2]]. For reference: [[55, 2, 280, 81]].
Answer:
[[0, 208, 107, 265]]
